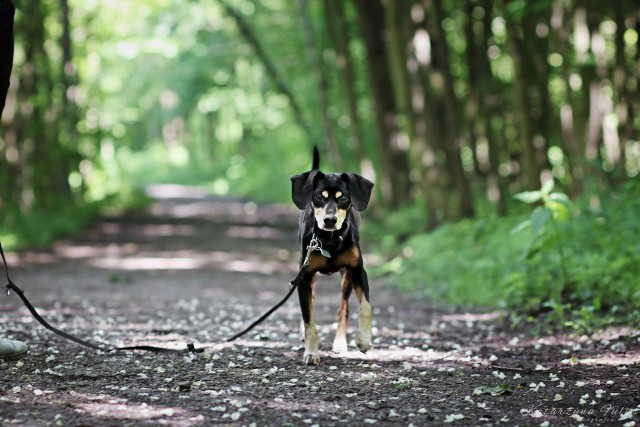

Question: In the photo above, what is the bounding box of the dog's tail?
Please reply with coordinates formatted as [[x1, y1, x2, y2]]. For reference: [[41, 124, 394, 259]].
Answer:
[[312, 145, 320, 170]]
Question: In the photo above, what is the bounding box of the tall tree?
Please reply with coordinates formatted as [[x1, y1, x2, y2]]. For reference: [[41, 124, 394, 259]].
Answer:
[[323, 0, 369, 175], [387, 2, 452, 229], [479, 0, 509, 215], [612, 0, 634, 177], [353, 0, 412, 209], [425, 0, 475, 217], [502, 0, 544, 190], [299, 0, 342, 168]]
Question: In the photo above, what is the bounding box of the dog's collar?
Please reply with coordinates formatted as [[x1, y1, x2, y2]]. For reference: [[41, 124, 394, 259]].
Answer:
[[312, 229, 344, 246]]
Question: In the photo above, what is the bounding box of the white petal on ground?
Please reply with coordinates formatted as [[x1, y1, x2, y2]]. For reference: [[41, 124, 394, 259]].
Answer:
[[444, 414, 464, 423]]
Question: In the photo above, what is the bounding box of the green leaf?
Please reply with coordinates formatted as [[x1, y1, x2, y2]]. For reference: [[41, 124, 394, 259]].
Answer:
[[473, 384, 516, 396], [549, 192, 570, 206], [524, 240, 541, 259], [541, 180, 555, 196], [530, 207, 551, 235], [525, 232, 558, 259], [514, 191, 542, 204], [510, 220, 531, 235], [547, 201, 570, 221], [538, 232, 559, 252], [593, 297, 601, 311]]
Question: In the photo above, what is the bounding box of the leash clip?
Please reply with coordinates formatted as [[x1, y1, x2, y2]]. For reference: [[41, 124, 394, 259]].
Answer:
[[303, 234, 331, 267]]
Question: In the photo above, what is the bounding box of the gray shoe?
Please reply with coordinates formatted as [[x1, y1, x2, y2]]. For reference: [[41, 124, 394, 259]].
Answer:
[[0, 338, 28, 362]]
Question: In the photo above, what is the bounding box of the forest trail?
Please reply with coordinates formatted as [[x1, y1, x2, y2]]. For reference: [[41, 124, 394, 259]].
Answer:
[[1, 185, 638, 426]]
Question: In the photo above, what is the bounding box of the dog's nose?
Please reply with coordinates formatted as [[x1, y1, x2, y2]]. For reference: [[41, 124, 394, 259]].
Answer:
[[324, 217, 338, 228]]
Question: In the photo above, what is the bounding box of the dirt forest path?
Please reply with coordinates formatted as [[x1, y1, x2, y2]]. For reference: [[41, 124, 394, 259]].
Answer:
[[1, 185, 638, 427]]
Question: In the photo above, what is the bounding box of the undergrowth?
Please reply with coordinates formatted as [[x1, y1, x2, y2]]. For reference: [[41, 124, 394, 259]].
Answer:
[[0, 189, 149, 251], [368, 181, 640, 332]]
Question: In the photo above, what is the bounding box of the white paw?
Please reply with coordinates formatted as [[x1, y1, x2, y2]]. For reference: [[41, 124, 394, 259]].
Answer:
[[356, 329, 372, 353], [356, 300, 373, 353], [303, 352, 321, 365], [303, 324, 319, 364], [332, 337, 348, 354]]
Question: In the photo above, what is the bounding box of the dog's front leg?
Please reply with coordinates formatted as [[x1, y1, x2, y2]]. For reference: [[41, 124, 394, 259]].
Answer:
[[352, 268, 373, 353], [333, 269, 352, 354], [297, 272, 320, 364]]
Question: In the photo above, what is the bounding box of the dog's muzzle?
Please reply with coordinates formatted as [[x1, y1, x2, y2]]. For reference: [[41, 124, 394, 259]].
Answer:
[[323, 216, 338, 229], [315, 208, 347, 231]]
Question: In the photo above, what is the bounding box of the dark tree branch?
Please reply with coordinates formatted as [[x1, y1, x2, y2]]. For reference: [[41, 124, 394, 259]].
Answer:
[[218, 0, 313, 147]]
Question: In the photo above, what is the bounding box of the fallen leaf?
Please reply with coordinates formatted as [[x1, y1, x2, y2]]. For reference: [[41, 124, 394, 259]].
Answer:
[[473, 384, 515, 396], [444, 413, 464, 423]]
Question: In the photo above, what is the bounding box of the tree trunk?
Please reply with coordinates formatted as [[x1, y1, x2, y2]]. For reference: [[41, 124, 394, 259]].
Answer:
[[299, 0, 342, 169], [502, 0, 542, 190], [385, 0, 415, 144], [523, 9, 552, 173], [612, 1, 632, 177], [552, 0, 582, 194], [396, 0, 444, 227], [464, 1, 483, 178], [426, 0, 475, 218], [583, 5, 604, 165], [322, 0, 368, 174], [480, 0, 509, 215], [57, 0, 76, 200], [18, 0, 48, 210], [353, 0, 411, 209]]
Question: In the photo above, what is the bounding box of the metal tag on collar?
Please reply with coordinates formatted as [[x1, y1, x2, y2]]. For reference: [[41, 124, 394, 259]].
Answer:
[[303, 234, 331, 267], [311, 235, 332, 258]]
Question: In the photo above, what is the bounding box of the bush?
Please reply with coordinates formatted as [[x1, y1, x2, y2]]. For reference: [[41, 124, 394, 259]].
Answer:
[[372, 182, 640, 331]]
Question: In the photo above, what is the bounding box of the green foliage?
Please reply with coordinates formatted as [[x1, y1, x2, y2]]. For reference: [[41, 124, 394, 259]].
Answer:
[[0, 204, 96, 251], [0, 185, 149, 251], [509, 180, 575, 325], [374, 183, 640, 331]]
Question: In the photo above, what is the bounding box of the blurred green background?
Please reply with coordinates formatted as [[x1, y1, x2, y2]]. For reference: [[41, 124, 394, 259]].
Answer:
[[1, 0, 639, 330]]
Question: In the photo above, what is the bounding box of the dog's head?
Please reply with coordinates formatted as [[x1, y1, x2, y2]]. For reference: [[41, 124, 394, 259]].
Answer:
[[291, 171, 374, 232]]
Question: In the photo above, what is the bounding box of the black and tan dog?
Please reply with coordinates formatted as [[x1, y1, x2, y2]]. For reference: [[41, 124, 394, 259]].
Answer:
[[290, 147, 374, 364]]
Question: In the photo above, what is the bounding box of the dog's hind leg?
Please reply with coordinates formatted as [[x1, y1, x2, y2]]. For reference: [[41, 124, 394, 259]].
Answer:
[[298, 272, 320, 364], [352, 268, 373, 353], [333, 269, 352, 354]]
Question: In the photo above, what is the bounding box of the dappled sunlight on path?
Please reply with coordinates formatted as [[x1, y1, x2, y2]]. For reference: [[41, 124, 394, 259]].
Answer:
[[5, 184, 299, 276]]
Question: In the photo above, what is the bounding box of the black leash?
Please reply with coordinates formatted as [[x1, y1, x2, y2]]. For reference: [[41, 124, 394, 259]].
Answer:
[[2, 237, 311, 351], [225, 236, 328, 342], [1, 240, 202, 354], [225, 268, 304, 342]]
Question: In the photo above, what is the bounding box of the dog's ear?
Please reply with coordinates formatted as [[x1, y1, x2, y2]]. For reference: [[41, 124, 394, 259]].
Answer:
[[342, 173, 374, 211], [291, 170, 324, 210]]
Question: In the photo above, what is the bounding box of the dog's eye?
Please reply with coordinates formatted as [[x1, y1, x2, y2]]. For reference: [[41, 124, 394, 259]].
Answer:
[[337, 195, 350, 206], [313, 193, 325, 203]]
